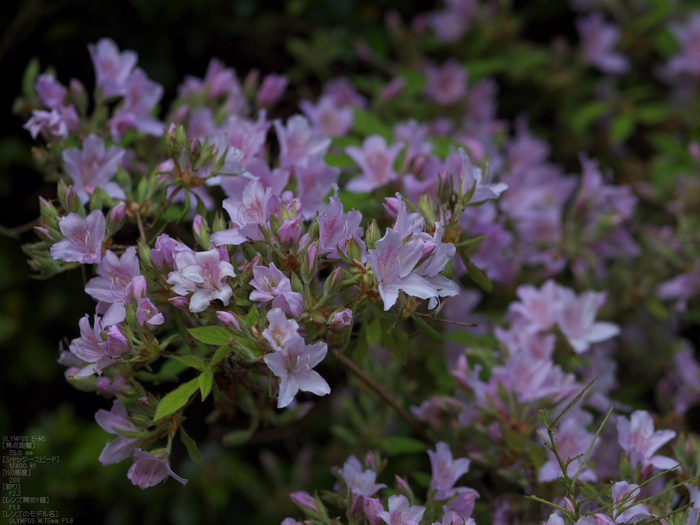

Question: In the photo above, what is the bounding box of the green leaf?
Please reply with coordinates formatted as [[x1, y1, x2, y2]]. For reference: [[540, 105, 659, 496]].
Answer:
[[164, 354, 207, 372], [610, 114, 636, 144], [180, 426, 201, 464], [504, 430, 525, 453], [199, 371, 214, 401], [244, 305, 259, 327], [22, 58, 41, 99], [570, 101, 609, 136], [188, 326, 232, 346], [353, 108, 392, 140], [375, 435, 429, 456], [153, 377, 199, 421], [352, 323, 368, 364], [222, 416, 259, 447], [387, 328, 408, 363], [211, 344, 235, 366], [456, 235, 488, 248], [459, 252, 493, 293], [411, 315, 441, 340], [366, 317, 382, 347]]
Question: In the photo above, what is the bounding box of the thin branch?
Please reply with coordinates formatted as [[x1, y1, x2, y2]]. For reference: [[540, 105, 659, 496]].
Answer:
[[9, 218, 40, 235], [135, 208, 147, 241], [332, 349, 433, 445]]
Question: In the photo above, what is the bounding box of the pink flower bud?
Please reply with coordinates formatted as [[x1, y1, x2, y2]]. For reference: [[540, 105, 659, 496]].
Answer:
[[289, 491, 319, 513], [331, 309, 353, 328], [168, 296, 190, 310], [108, 202, 127, 224], [256, 73, 289, 108], [131, 275, 148, 299], [394, 475, 412, 499], [363, 497, 385, 525], [216, 311, 240, 329], [379, 77, 405, 104]]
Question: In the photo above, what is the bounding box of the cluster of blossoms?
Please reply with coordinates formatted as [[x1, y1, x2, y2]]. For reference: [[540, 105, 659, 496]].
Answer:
[[15, 0, 700, 521], [282, 443, 479, 525]]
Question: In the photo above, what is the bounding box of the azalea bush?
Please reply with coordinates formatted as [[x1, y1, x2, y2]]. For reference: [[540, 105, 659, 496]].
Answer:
[[7, 0, 700, 524]]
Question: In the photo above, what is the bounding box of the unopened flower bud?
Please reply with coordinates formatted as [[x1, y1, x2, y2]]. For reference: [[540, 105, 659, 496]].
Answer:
[[38, 198, 60, 231], [256, 73, 289, 108], [308, 219, 319, 242], [330, 309, 353, 328], [324, 267, 343, 297], [168, 296, 190, 311], [350, 494, 364, 517], [445, 492, 477, 519], [289, 491, 319, 514], [395, 475, 413, 500], [278, 218, 301, 245], [34, 226, 54, 242], [107, 202, 127, 235], [58, 181, 83, 215], [245, 254, 263, 275], [65, 368, 97, 392], [366, 219, 380, 250], [364, 497, 384, 525], [216, 311, 240, 330], [243, 69, 260, 98], [378, 77, 405, 104], [193, 214, 211, 248], [301, 241, 318, 283], [69, 78, 87, 115]]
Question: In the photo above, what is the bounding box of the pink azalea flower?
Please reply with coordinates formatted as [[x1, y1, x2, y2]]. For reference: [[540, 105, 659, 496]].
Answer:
[[88, 38, 137, 98], [367, 228, 438, 311], [378, 494, 425, 525], [576, 13, 629, 74], [211, 179, 274, 246], [95, 400, 140, 465], [424, 59, 468, 105], [167, 248, 235, 313], [611, 482, 650, 523], [219, 112, 270, 167], [295, 155, 340, 219], [263, 333, 330, 408], [50, 210, 106, 264], [538, 411, 598, 483], [666, 13, 700, 77], [274, 115, 331, 168], [178, 58, 240, 101], [509, 279, 559, 331], [335, 455, 386, 496], [427, 442, 475, 500], [68, 315, 129, 377], [263, 308, 299, 351], [323, 76, 367, 108], [300, 95, 354, 137], [24, 109, 70, 140], [455, 148, 507, 203], [318, 186, 366, 259], [62, 134, 126, 202], [127, 448, 187, 489], [556, 288, 620, 354], [346, 136, 403, 193], [35, 74, 67, 109], [616, 410, 677, 473], [249, 263, 304, 317], [109, 68, 164, 140]]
